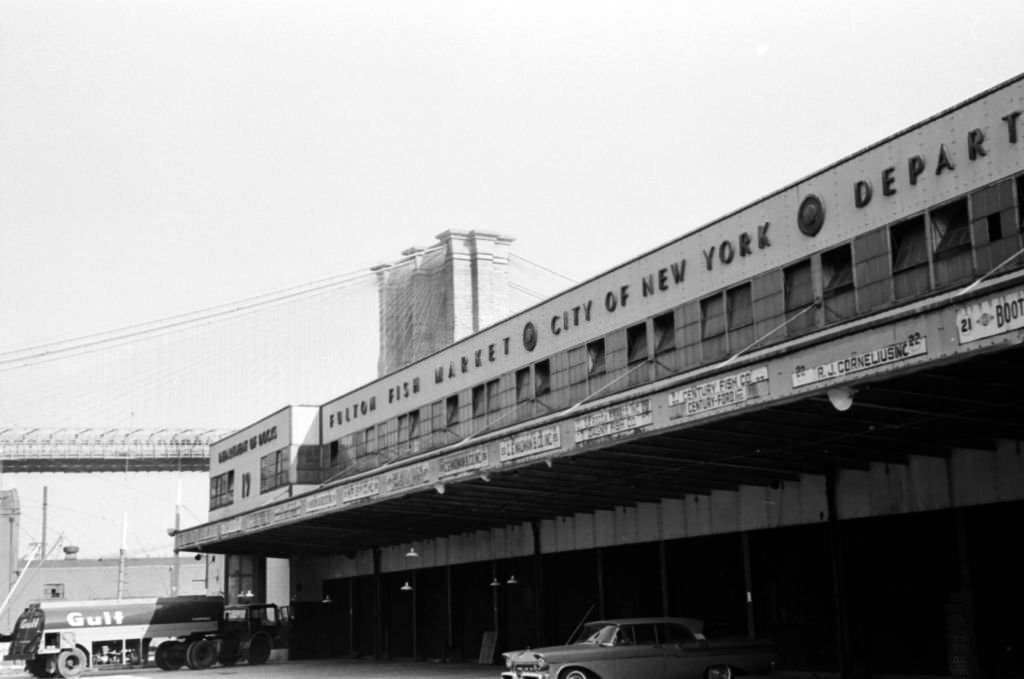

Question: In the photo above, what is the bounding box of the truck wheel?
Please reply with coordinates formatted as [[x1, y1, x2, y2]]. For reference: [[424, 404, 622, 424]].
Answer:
[[155, 641, 186, 671], [26, 657, 55, 678], [247, 633, 271, 665], [55, 649, 86, 678], [186, 639, 217, 669]]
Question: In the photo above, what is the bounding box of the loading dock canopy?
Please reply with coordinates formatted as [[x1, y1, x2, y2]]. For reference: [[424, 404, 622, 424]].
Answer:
[[180, 341, 1024, 558]]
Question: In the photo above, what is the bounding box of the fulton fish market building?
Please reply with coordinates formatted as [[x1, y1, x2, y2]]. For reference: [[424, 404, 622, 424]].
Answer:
[[177, 74, 1024, 678]]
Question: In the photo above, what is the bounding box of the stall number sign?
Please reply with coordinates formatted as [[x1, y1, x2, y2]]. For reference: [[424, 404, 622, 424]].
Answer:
[[957, 287, 1024, 344]]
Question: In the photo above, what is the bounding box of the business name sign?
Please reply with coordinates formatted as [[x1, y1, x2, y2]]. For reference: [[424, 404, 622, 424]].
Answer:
[[668, 366, 769, 418], [792, 333, 927, 387], [438, 446, 490, 478], [341, 477, 380, 503], [957, 286, 1024, 344], [574, 399, 653, 445], [499, 425, 562, 463]]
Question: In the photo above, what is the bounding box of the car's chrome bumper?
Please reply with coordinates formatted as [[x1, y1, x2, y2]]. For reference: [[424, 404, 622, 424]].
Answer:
[[500, 671, 549, 679]]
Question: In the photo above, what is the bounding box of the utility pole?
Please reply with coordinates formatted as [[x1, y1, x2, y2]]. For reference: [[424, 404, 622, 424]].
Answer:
[[41, 486, 47, 559]]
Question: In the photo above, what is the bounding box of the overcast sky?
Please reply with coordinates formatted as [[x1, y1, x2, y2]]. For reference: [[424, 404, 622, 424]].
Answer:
[[4, 0, 1023, 349], [1, 0, 1023, 559]]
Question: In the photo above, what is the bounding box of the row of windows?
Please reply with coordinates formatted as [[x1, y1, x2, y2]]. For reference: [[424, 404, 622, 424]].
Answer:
[[322, 173, 1024, 479], [210, 447, 289, 509]]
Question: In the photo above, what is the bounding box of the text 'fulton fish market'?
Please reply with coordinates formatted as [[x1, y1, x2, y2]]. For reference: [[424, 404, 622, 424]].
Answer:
[[177, 74, 1024, 679]]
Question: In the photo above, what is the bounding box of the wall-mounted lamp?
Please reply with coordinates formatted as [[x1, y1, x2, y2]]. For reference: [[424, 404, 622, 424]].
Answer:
[[405, 546, 419, 558], [239, 589, 254, 600], [321, 594, 333, 604], [827, 386, 857, 412], [506, 574, 519, 585], [489, 577, 501, 588], [400, 581, 413, 592]]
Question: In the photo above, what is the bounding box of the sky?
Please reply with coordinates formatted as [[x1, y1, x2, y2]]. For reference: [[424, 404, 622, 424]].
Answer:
[[1, 0, 1023, 558]]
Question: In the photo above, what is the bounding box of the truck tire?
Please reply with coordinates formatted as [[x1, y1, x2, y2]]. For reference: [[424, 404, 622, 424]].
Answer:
[[186, 639, 217, 669], [218, 638, 240, 666], [247, 633, 271, 665], [55, 648, 86, 678], [155, 641, 186, 671], [26, 657, 56, 678]]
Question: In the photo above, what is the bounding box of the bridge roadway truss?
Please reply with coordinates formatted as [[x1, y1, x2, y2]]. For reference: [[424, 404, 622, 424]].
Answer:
[[0, 427, 235, 473]]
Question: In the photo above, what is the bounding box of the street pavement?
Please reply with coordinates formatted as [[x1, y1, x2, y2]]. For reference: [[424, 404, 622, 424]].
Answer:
[[0, 658, 502, 678]]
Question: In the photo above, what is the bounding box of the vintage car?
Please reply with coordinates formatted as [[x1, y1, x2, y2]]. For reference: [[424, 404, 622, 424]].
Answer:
[[500, 617, 779, 679]]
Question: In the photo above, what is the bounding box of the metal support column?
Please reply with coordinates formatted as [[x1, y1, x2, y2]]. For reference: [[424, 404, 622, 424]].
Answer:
[[827, 468, 854, 679], [741, 532, 756, 639]]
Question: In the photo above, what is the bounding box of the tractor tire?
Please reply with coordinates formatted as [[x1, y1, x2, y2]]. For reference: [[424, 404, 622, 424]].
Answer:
[[55, 648, 86, 678], [185, 639, 217, 670], [155, 641, 186, 671], [247, 633, 271, 665]]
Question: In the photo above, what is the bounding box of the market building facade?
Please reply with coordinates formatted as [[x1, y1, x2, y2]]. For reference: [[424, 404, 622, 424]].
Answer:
[[178, 74, 1024, 677]]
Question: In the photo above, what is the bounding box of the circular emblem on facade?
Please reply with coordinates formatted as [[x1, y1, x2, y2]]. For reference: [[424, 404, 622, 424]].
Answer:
[[797, 194, 825, 237], [522, 321, 537, 352]]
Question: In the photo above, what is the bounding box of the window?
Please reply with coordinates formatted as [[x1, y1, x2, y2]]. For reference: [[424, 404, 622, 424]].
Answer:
[[657, 622, 694, 645], [407, 409, 420, 440], [328, 440, 340, 466], [727, 284, 753, 333], [700, 294, 725, 340], [1018, 175, 1024, 232], [932, 199, 970, 255], [701, 293, 727, 360], [891, 215, 929, 298], [355, 426, 376, 458], [587, 339, 606, 376], [260, 449, 288, 493], [210, 471, 234, 510], [486, 379, 500, 414], [446, 395, 459, 428], [397, 413, 408, 443], [44, 583, 65, 600], [617, 624, 657, 646], [472, 384, 486, 418], [432, 401, 444, 433], [534, 359, 551, 397], [822, 245, 855, 323], [626, 323, 648, 364], [653, 312, 675, 354], [515, 367, 532, 403], [784, 260, 815, 335], [932, 198, 972, 286]]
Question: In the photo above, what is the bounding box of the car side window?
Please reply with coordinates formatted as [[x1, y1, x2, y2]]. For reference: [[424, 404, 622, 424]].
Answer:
[[632, 624, 657, 646], [657, 623, 695, 646]]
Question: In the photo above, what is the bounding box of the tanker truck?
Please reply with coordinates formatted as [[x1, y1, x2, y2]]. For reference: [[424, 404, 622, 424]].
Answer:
[[3, 595, 281, 678]]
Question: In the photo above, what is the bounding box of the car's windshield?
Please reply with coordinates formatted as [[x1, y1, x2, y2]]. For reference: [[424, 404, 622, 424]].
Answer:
[[572, 623, 618, 645]]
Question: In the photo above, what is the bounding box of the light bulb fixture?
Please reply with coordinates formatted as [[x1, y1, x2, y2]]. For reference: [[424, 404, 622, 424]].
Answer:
[[405, 546, 419, 558], [506, 574, 518, 585], [400, 581, 413, 592], [434, 483, 446, 495], [321, 594, 333, 604], [490, 577, 501, 588], [239, 589, 254, 600], [827, 386, 856, 412]]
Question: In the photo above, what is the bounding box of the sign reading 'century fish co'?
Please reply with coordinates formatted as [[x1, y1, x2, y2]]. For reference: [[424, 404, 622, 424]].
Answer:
[[667, 366, 769, 418]]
